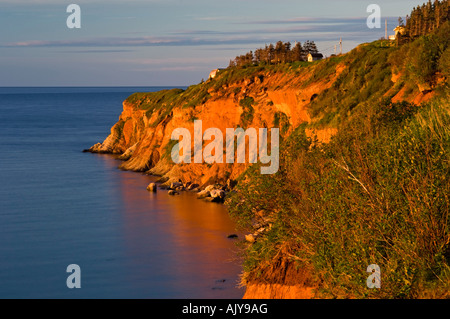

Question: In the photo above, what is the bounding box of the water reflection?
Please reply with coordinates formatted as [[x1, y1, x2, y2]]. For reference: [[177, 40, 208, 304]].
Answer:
[[98, 155, 244, 298]]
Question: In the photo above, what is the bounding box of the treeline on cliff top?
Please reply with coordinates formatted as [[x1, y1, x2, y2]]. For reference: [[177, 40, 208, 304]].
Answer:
[[125, 1, 448, 128], [402, 0, 449, 39], [225, 3, 450, 298], [229, 40, 320, 68]]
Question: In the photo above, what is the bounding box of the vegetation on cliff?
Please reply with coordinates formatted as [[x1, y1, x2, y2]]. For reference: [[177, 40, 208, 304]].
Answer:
[[88, 0, 450, 299], [229, 40, 320, 67], [402, 0, 449, 40], [226, 20, 450, 298]]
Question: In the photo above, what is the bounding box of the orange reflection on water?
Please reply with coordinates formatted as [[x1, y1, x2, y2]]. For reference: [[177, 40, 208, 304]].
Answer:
[[99, 155, 244, 298]]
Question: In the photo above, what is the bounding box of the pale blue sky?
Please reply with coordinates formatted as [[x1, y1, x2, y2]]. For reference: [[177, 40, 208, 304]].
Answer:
[[0, 0, 419, 86]]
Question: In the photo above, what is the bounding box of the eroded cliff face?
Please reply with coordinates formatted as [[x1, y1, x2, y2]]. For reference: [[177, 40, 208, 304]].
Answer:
[[86, 48, 438, 299], [87, 62, 346, 187], [242, 255, 318, 299]]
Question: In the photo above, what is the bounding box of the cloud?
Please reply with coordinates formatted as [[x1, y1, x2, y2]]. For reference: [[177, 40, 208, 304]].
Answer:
[[117, 57, 227, 65], [59, 49, 135, 53], [0, 32, 369, 49], [1, 36, 181, 48], [240, 16, 366, 25], [1, 15, 397, 49]]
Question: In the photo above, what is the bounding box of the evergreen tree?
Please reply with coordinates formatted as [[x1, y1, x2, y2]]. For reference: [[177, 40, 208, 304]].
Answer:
[[303, 40, 319, 54], [291, 42, 305, 62]]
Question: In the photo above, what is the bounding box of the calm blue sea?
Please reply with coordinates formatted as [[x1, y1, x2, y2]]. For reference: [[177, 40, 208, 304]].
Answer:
[[0, 87, 243, 299]]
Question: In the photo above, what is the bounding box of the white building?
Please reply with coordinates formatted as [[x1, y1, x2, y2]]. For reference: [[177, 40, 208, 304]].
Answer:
[[307, 53, 324, 62], [209, 68, 225, 79]]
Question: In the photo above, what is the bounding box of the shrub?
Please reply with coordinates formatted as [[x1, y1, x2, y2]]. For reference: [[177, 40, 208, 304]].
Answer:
[[227, 97, 450, 298], [239, 97, 255, 128]]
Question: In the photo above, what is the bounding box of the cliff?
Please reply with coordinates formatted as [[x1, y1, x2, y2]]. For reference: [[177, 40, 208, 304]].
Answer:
[[86, 30, 449, 298], [86, 42, 433, 187], [88, 63, 340, 186]]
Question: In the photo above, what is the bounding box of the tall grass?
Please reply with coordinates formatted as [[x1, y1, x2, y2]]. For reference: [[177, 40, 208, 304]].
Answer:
[[227, 96, 450, 298]]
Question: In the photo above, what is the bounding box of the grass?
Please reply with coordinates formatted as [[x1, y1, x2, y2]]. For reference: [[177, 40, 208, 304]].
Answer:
[[273, 111, 291, 135], [239, 96, 255, 128], [225, 26, 450, 298], [227, 96, 450, 298]]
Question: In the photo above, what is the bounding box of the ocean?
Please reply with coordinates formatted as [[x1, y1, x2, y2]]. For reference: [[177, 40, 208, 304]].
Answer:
[[0, 87, 243, 299]]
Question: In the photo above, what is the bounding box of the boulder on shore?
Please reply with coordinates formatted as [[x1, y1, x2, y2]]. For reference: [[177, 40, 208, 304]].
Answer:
[[197, 189, 210, 199], [245, 234, 256, 243], [204, 184, 223, 192], [168, 190, 179, 196], [169, 182, 183, 190], [187, 183, 200, 191], [210, 189, 226, 199], [147, 183, 157, 192]]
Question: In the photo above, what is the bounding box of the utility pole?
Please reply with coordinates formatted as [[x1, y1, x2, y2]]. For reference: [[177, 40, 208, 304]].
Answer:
[[385, 19, 388, 39], [339, 38, 342, 55], [334, 44, 337, 55]]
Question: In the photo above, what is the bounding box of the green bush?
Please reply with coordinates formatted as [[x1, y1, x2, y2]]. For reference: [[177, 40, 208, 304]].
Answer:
[[227, 96, 450, 298], [239, 96, 255, 128], [273, 111, 291, 135]]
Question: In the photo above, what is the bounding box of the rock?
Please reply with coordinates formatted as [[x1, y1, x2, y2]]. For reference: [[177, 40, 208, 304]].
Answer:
[[146, 183, 157, 192], [255, 210, 265, 218], [210, 189, 226, 200], [203, 197, 215, 202], [204, 183, 223, 192], [197, 190, 210, 199], [156, 176, 169, 184], [83, 143, 102, 153], [226, 179, 237, 190], [252, 221, 263, 229], [211, 196, 224, 203], [176, 186, 185, 191], [418, 83, 432, 94], [204, 185, 216, 192], [187, 183, 199, 191], [245, 234, 256, 243], [169, 182, 183, 190], [168, 190, 179, 196], [227, 234, 238, 239], [119, 143, 137, 160]]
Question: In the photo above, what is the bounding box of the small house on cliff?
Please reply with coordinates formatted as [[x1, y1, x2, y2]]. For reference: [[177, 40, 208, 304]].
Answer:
[[209, 68, 225, 80], [307, 53, 323, 62], [389, 26, 406, 40]]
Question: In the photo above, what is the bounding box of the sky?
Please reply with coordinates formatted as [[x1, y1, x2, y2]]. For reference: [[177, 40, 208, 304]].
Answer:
[[0, 0, 420, 86]]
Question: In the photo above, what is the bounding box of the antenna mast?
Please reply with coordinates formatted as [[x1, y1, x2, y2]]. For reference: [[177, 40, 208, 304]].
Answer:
[[385, 19, 388, 39]]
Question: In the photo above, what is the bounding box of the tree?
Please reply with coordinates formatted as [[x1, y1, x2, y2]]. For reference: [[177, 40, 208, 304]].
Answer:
[[439, 46, 450, 83], [274, 41, 285, 64], [303, 40, 319, 54], [291, 42, 305, 62]]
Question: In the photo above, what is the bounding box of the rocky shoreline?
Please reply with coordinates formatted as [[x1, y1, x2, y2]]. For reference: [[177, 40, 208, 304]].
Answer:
[[146, 179, 233, 204]]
